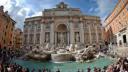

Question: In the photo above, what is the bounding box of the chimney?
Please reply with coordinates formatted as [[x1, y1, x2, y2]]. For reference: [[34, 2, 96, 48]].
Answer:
[[5, 11, 8, 15], [0, 5, 4, 12]]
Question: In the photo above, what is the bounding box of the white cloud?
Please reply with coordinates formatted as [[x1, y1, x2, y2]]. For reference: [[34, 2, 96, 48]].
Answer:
[[0, 0, 58, 30], [31, 11, 42, 17], [0, 0, 12, 11], [94, 7, 99, 12], [89, 7, 94, 12], [95, 0, 117, 25], [17, 8, 30, 16], [0, 0, 8, 6]]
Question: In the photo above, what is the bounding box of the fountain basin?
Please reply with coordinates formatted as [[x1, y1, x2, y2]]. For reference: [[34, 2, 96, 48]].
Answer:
[[51, 53, 74, 62], [27, 54, 51, 61], [12, 57, 114, 72]]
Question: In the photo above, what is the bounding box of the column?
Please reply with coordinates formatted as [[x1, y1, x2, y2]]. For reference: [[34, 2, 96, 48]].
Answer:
[[95, 26, 99, 43], [67, 32, 70, 45], [27, 28, 30, 48], [40, 24, 44, 47], [33, 27, 36, 48], [80, 22, 84, 44], [50, 23, 54, 45], [70, 22, 74, 44], [89, 25, 92, 44], [54, 32, 56, 46]]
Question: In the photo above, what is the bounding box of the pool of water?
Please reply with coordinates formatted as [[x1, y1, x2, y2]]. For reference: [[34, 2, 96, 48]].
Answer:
[[12, 57, 114, 72]]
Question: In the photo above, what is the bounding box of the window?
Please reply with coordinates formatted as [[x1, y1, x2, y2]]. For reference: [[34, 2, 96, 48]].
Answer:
[[45, 24, 50, 30], [4, 32, 6, 36], [6, 25, 8, 28], [122, 0, 125, 4], [10, 41, 12, 44], [32, 24, 34, 29], [36, 24, 41, 31], [29, 34, 34, 44], [24, 25, 27, 29], [126, 5, 128, 11], [30, 24, 35, 32], [11, 27, 13, 31], [24, 34, 28, 44], [36, 34, 40, 44], [4, 40, 5, 43]]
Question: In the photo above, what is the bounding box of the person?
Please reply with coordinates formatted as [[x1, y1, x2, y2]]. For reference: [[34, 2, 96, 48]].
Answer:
[[87, 67, 91, 72], [26, 68, 29, 72], [31, 69, 35, 72], [21, 68, 26, 72], [94, 67, 98, 72], [81, 69, 84, 72], [106, 65, 113, 72], [77, 69, 80, 72], [0, 63, 3, 72], [48, 69, 51, 72], [38, 69, 42, 72], [56, 68, 60, 72], [7, 66, 12, 72]]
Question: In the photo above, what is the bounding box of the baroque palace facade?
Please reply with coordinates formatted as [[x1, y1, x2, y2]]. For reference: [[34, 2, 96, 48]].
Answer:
[[24, 2, 103, 49], [104, 0, 128, 47], [0, 6, 16, 48]]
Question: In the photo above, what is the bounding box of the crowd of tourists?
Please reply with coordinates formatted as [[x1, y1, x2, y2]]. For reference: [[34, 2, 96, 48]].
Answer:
[[105, 57, 128, 72], [0, 47, 23, 64], [77, 66, 108, 72], [0, 47, 25, 72], [0, 62, 57, 72]]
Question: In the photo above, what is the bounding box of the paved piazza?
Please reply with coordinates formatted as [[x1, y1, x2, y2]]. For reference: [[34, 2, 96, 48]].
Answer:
[[23, 2, 103, 49]]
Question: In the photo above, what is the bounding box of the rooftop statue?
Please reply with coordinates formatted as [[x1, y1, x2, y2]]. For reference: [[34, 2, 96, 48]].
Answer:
[[56, 2, 68, 9]]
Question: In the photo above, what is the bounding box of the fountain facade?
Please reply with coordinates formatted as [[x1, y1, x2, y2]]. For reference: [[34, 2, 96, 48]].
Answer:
[[23, 2, 103, 50]]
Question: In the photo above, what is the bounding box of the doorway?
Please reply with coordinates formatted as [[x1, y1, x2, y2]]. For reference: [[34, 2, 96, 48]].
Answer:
[[123, 35, 127, 43]]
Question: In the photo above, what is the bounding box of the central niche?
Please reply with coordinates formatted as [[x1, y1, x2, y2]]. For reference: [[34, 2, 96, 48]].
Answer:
[[56, 24, 67, 32], [56, 24, 68, 45]]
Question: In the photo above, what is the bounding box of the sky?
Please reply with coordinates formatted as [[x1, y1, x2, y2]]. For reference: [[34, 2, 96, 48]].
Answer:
[[0, 0, 118, 30]]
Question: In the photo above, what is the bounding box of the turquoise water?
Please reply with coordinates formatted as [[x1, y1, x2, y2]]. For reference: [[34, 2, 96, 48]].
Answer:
[[13, 57, 113, 72]]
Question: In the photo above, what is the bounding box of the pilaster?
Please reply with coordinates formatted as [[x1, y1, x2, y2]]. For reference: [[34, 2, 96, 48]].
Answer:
[[89, 25, 92, 44], [50, 23, 54, 44], [95, 26, 99, 43], [80, 22, 84, 44], [70, 21, 74, 44]]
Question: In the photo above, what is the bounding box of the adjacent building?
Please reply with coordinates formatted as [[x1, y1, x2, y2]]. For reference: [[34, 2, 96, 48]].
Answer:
[[104, 0, 128, 47], [23, 2, 103, 49], [13, 28, 23, 48], [0, 6, 16, 48]]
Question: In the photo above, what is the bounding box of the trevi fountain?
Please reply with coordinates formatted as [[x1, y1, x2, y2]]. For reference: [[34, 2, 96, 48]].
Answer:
[[13, 2, 114, 72]]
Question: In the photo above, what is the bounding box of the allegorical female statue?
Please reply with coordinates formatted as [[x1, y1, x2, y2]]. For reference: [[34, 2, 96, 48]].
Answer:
[[45, 33, 49, 43], [60, 33, 65, 44], [76, 33, 80, 42]]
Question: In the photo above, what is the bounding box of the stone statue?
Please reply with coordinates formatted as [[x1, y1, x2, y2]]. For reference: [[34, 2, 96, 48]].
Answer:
[[76, 33, 79, 42], [60, 33, 65, 44], [45, 33, 49, 43]]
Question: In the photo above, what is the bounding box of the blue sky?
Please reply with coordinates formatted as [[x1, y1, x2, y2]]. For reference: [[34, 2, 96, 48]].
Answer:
[[0, 0, 118, 30]]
